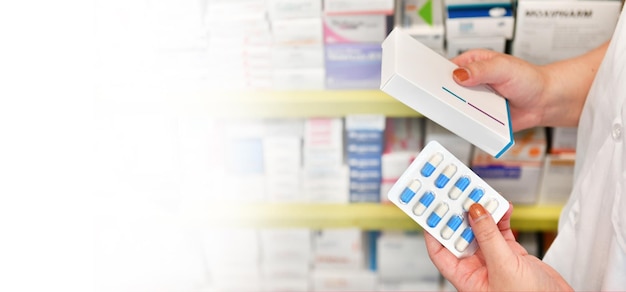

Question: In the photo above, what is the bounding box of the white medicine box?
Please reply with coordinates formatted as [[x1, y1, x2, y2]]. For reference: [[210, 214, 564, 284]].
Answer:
[[380, 28, 514, 158], [323, 0, 395, 15], [446, 36, 506, 59], [268, 0, 322, 19], [401, 0, 446, 52], [444, 0, 515, 39], [538, 153, 575, 205], [323, 14, 389, 44]]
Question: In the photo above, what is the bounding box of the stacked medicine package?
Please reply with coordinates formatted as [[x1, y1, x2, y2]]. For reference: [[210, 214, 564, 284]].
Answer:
[[346, 115, 386, 202], [260, 228, 313, 291], [206, 0, 272, 90], [512, 0, 621, 65], [400, 0, 446, 55], [538, 126, 578, 205], [204, 229, 263, 291], [380, 117, 424, 203], [311, 229, 379, 291], [201, 229, 547, 291], [219, 119, 267, 202], [471, 127, 547, 205], [376, 231, 441, 290], [263, 118, 306, 202], [269, 0, 325, 89], [302, 117, 349, 202], [443, 0, 513, 58], [323, 0, 395, 89], [215, 117, 585, 207], [203, 228, 450, 291], [205, 0, 397, 90], [204, 0, 623, 90]]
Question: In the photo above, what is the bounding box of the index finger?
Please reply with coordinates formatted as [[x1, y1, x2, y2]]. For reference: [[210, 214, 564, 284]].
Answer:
[[468, 203, 516, 268], [496, 202, 516, 242]]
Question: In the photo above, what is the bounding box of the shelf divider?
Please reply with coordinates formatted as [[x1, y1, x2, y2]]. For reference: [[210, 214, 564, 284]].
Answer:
[[202, 203, 562, 231], [180, 90, 422, 118]]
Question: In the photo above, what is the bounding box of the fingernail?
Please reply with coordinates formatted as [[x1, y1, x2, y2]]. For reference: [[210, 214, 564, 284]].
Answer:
[[453, 68, 470, 82], [469, 203, 487, 220]]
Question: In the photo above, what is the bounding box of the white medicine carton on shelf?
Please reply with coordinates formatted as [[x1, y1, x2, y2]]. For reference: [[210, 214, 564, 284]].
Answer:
[[380, 27, 514, 158]]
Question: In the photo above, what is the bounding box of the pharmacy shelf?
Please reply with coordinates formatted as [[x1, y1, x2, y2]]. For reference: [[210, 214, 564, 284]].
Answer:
[[182, 90, 421, 118], [203, 203, 562, 232]]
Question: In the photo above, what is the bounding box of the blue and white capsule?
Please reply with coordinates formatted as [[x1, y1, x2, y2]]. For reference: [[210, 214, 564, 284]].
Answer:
[[426, 202, 449, 228], [448, 176, 470, 199], [420, 152, 443, 177], [412, 191, 435, 216], [399, 179, 422, 204], [463, 188, 485, 211], [484, 198, 499, 214], [455, 227, 475, 252], [441, 215, 463, 240], [435, 164, 457, 188]]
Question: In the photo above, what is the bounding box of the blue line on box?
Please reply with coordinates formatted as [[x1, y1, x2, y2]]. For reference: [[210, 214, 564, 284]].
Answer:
[[442, 86, 505, 126], [442, 86, 466, 103]]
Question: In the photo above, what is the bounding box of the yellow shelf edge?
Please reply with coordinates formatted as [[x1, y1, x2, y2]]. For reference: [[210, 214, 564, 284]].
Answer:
[[202, 203, 562, 231], [171, 90, 422, 118]]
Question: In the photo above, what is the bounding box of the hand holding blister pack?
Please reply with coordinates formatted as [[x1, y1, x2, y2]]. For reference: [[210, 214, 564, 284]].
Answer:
[[387, 141, 509, 258]]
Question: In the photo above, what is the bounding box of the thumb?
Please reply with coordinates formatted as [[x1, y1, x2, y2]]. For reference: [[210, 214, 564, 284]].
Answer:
[[468, 203, 514, 267], [452, 56, 512, 87]]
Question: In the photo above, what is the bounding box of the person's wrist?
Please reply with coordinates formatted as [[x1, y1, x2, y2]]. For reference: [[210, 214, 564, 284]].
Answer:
[[534, 64, 563, 128]]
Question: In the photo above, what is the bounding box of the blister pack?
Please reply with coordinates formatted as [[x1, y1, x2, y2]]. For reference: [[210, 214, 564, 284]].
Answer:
[[387, 141, 509, 258]]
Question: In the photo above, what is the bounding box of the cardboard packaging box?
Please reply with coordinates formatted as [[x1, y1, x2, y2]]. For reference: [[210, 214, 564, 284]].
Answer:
[[263, 136, 303, 202], [272, 18, 324, 46], [550, 127, 578, 154], [401, 0, 445, 52], [323, 14, 390, 44], [424, 119, 474, 165], [512, 0, 621, 65], [273, 68, 326, 90], [268, 0, 322, 19], [383, 117, 424, 153], [380, 28, 514, 158], [380, 151, 416, 203], [376, 231, 439, 282], [323, 0, 395, 15], [272, 44, 325, 69], [262, 278, 309, 292], [303, 165, 350, 202], [445, 36, 506, 58], [380, 117, 423, 203], [326, 43, 383, 89], [303, 118, 349, 202], [303, 118, 344, 168], [444, 0, 515, 39], [311, 270, 378, 291], [312, 229, 367, 270], [260, 229, 312, 278], [346, 115, 385, 202], [471, 127, 547, 204], [538, 153, 575, 205], [204, 229, 261, 281]]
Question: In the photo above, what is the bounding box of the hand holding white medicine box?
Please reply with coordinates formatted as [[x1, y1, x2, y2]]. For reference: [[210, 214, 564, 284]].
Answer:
[[380, 27, 514, 158], [387, 141, 509, 258]]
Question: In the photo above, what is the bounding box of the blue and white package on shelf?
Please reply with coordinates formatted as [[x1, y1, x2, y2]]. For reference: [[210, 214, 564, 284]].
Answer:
[[380, 27, 514, 158], [346, 115, 385, 202]]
